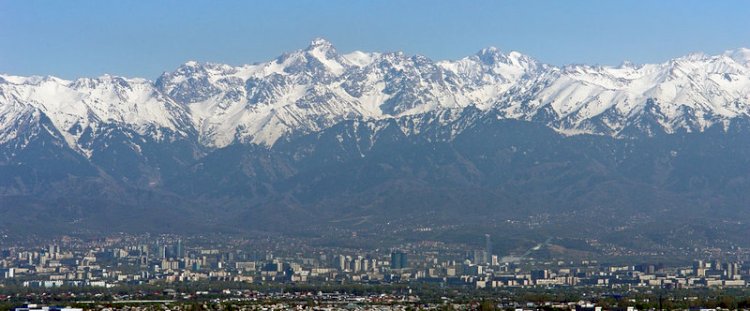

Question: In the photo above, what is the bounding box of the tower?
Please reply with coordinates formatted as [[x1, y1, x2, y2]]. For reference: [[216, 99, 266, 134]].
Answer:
[[391, 251, 407, 270], [176, 239, 183, 258], [485, 234, 492, 264], [337, 255, 347, 271]]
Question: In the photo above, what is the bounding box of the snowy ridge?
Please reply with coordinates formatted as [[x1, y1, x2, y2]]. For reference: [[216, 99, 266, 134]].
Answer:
[[494, 51, 750, 135], [2, 38, 750, 157], [0, 74, 191, 156]]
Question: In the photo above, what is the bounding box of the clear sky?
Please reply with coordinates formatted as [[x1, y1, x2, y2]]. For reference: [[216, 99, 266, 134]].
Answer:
[[1, 0, 749, 79]]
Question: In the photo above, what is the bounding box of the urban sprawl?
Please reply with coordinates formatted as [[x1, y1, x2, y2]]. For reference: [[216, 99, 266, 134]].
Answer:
[[0, 235, 747, 290]]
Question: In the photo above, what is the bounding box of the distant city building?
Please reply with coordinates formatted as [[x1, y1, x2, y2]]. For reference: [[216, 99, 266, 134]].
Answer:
[[176, 239, 183, 258], [485, 234, 492, 264], [12, 304, 81, 311], [160, 245, 168, 259], [0, 268, 13, 278], [470, 250, 488, 265], [531, 269, 550, 280], [390, 251, 407, 270]]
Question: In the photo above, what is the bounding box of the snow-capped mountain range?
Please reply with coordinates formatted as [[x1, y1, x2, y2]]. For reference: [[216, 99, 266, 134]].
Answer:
[[2, 38, 750, 157], [7, 38, 750, 238]]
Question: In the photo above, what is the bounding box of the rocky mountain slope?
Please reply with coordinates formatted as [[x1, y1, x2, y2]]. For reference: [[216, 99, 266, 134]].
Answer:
[[2, 39, 750, 248], [4, 38, 749, 154]]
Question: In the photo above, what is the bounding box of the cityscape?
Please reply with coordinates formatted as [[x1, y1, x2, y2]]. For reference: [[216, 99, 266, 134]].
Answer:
[[2, 235, 750, 290], [1, 234, 750, 309], [0, 234, 750, 289]]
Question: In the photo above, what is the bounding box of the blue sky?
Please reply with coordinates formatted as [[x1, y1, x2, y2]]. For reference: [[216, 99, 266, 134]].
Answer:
[[1, 0, 749, 79]]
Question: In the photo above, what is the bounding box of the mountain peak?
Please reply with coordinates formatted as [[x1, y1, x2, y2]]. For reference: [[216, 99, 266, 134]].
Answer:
[[170, 60, 205, 75], [618, 60, 636, 68], [5, 42, 750, 152], [724, 47, 750, 65], [678, 52, 709, 62], [278, 37, 348, 75], [308, 37, 334, 50], [474, 47, 538, 70], [478, 46, 501, 55], [475, 46, 509, 66]]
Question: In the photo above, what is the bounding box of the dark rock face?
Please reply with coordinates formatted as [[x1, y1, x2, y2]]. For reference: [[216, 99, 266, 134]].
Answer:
[[3, 107, 750, 252]]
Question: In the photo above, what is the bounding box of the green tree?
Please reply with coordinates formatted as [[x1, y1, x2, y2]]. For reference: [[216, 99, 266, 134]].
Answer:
[[480, 299, 496, 311]]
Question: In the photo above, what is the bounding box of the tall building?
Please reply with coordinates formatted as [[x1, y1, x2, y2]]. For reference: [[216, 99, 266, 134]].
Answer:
[[470, 249, 490, 265], [361, 258, 370, 272], [726, 262, 740, 279], [0, 268, 14, 278], [531, 269, 550, 280], [176, 239, 183, 258], [47, 245, 59, 256], [693, 260, 706, 277], [337, 255, 347, 271], [390, 251, 407, 270], [485, 234, 492, 264]]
